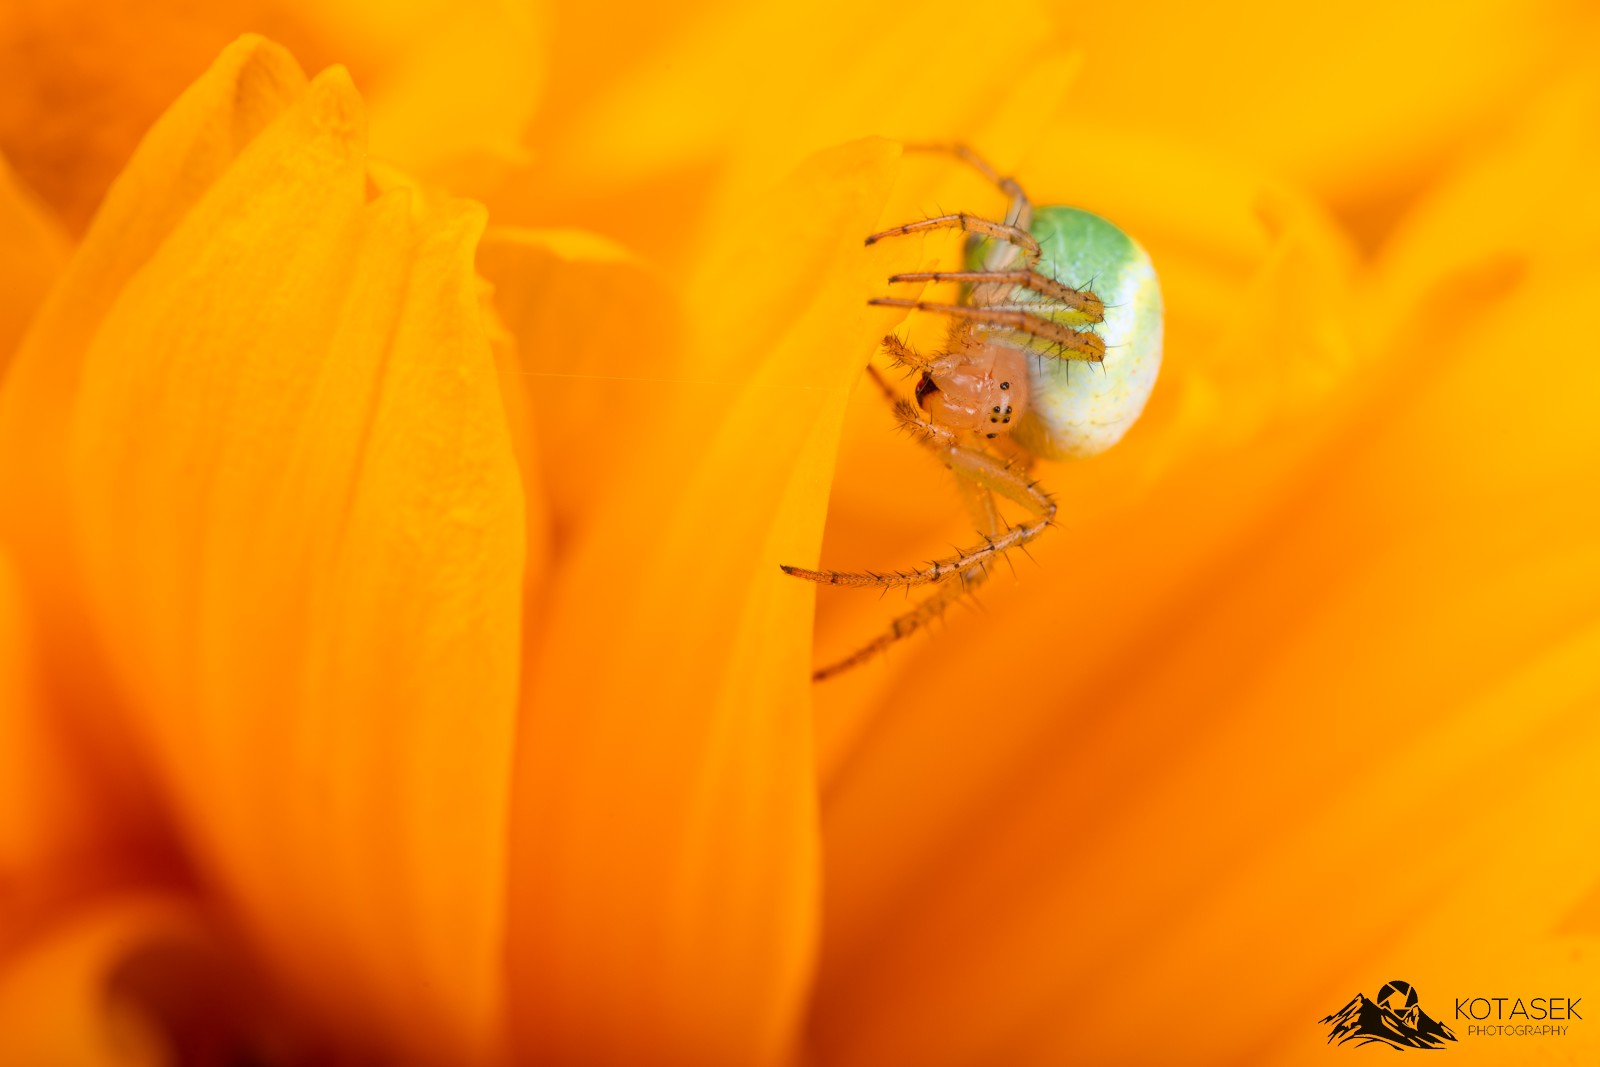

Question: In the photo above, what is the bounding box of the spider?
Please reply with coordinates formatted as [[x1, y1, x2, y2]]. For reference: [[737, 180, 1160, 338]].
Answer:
[[781, 144, 1163, 681]]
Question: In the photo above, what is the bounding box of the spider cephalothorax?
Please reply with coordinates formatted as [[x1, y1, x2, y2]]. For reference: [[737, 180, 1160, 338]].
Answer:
[[911, 332, 1030, 440], [782, 145, 1163, 680]]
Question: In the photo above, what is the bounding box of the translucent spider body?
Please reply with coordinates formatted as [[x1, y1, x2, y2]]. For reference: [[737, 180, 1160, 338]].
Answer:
[[783, 145, 1163, 681]]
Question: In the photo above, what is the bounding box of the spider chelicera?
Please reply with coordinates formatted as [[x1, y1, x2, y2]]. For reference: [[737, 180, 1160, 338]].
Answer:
[[782, 144, 1164, 681]]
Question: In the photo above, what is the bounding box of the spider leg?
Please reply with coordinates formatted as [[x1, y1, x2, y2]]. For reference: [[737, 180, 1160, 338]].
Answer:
[[899, 144, 1032, 273], [807, 446, 1022, 682], [874, 334, 937, 375], [873, 144, 1038, 275], [864, 362, 991, 502], [790, 355, 1052, 679], [887, 269, 1105, 323], [781, 409, 1057, 590], [902, 142, 1032, 231], [810, 566, 989, 682], [864, 213, 1041, 269], [866, 299, 1105, 362]]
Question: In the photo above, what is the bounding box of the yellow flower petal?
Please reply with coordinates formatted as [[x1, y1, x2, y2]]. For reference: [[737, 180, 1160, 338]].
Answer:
[[506, 138, 916, 1067], [47, 59, 521, 1064]]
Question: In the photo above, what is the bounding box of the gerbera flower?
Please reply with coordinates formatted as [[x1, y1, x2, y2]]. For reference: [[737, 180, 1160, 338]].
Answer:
[[1, 2, 1597, 1064]]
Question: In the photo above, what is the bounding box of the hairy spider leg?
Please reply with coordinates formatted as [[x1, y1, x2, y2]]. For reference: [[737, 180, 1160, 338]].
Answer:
[[806, 391, 1011, 681], [809, 561, 990, 682], [862, 143, 1041, 302], [867, 299, 1106, 361], [875, 334, 936, 374], [864, 214, 1041, 270], [789, 145, 1079, 675], [887, 269, 1105, 323], [881, 145, 1111, 323], [902, 142, 1032, 232], [780, 402, 1057, 591], [861, 366, 1008, 537], [795, 337, 1043, 678], [900, 143, 1037, 284], [864, 361, 1006, 530]]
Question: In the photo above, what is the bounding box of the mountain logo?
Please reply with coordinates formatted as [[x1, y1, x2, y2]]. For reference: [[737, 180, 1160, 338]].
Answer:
[[1321, 980, 1458, 1049]]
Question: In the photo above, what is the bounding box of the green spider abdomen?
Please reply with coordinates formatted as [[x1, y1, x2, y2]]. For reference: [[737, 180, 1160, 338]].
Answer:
[[969, 206, 1163, 460]]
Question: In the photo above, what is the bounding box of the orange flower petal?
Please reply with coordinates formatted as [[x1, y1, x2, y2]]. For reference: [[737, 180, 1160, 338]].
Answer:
[[476, 225, 683, 541], [0, 2, 291, 235], [1374, 71, 1600, 342], [1053, 0, 1597, 238], [0, 893, 309, 1066], [506, 138, 917, 1067], [811, 135, 1359, 773], [50, 58, 522, 1064], [0, 2, 546, 233], [501, 0, 1076, 265], [0, 897, 202, 1066], [0, 549, 85, 953], [1, 35, 303, 582], [0, 154, 68, 367], [0, 41, 302, 953], [318, 0, 547, 196], [805, 105, 1600, 1065]]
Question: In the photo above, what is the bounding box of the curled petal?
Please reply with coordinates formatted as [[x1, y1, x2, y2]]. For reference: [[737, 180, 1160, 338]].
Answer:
[[0, 901, 179, 1067], [1, 35, 304, 587], [0, 3, 546, 231], [0, 896, 248, 1067]]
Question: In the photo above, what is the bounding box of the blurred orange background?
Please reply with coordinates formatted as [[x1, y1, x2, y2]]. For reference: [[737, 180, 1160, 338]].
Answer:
[[1, 0, 1597, 1064]]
